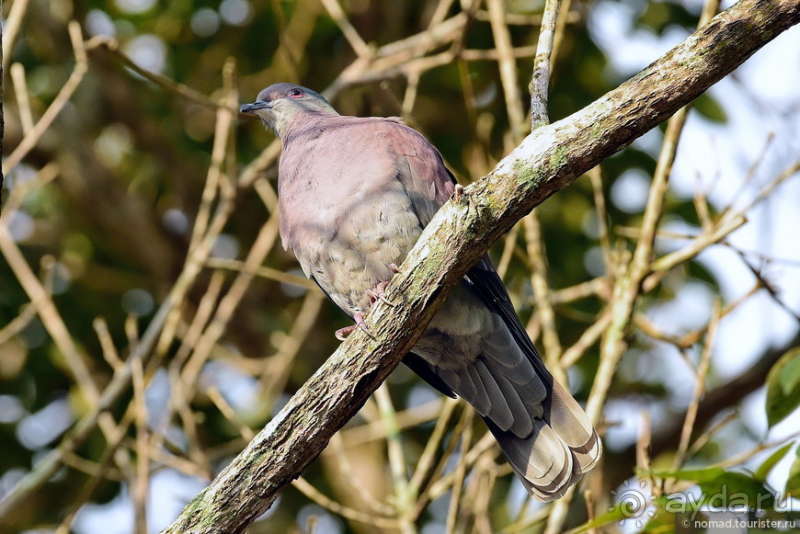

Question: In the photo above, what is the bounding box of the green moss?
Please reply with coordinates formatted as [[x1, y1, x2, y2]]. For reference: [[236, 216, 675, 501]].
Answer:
[[482, 187, 504, 214], [591, 120, 607, 140], [171, 491, 215, 530], [548, 145, 569, 170], [513, 160, 546, 188]]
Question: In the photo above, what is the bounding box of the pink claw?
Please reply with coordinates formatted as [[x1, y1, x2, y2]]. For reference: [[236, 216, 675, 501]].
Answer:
[[335, 324, 357, 341], [334, 312, 374, 341], [452, 183, 465, 202], [367, 280, 397, 306]]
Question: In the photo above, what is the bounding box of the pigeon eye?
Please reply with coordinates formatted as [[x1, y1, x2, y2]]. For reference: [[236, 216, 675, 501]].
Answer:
[[288, 88, 304, 98]]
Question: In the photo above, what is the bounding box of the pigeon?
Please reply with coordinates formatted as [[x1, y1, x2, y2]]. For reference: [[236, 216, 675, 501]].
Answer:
[[241, 82, 601, 500]]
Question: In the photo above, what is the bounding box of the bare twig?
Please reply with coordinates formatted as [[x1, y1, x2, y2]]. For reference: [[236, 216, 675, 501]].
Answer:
[[180, 215, 281, 387], [292, 478, 400, 529], [530, 0, 561, 128], [672, 301, 721, 472], [86, 37, 236, 115], [487, 0, 527, 140], [261, 291, 326, 394], [375, 385, 415, 533], [208, 257, 318, 291], [524, 215, 565, 382], [131, 356, 149, 534], [686, 410, 737, 458], [636, 411, 654, 492], [474, 9, 579, 26], [188, 58, 238, 253], [54, 412, 134, 534], [588, 166, 612, 273], [319, 0, 372, 58], [551, 277, 607, 304], [0, 162, 59, 224], [561, 309, 612, 367], [10, 63, 34, 134], [3, 22, 89, 174], [2, 0, 32, 72], [0, 301, 37, 345], [712, 430, 800, 469], [496, 226, 519, 279], [550, 0, 575, 72], [0, 225, 100, 403], [407, 398, 460, 497], [93, 317, 124, 370], [446, 407, 474, 534], [237, 141, 282, 188]]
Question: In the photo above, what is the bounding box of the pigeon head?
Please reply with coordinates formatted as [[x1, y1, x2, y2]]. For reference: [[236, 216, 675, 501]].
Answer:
[[240, 83, 337, 138]]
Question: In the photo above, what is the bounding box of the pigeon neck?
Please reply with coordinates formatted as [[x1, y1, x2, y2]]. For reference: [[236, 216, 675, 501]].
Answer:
[[279, 110, 338, 143]]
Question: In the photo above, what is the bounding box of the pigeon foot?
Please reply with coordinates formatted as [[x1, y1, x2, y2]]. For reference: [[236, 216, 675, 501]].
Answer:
[[335, 312, 375, 341], [367, 280, 398, 307]]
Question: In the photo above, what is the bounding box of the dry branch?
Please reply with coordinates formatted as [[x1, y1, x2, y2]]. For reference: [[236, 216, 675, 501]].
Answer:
[[163, 1, 800, 532], [529, 0, 560, 128]]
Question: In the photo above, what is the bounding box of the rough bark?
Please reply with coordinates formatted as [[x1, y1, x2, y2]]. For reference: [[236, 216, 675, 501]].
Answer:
[[163, 1, 800, 532]]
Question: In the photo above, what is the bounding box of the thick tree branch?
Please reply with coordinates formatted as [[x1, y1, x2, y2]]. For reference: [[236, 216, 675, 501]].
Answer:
[[164, 1, 800, 531]]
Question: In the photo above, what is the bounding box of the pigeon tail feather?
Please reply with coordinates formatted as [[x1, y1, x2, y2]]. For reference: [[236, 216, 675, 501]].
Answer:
[[481, 379, 601, 501]]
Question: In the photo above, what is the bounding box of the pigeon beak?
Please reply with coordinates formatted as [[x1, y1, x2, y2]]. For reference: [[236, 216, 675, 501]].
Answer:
[[240, 101, 271, 114]]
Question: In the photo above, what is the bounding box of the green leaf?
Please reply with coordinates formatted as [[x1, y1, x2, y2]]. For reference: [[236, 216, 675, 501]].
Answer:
[[693, 93, 728, 123], [698, 472, 775, 510], [765, 347, 800, 427], [641, 507, 677, 534], [754, 442, 794, 482], [651, 468, 775, 510], [565, 502, 628, 534], [780, 355, 800, 394], [786, 446, 800, 498], [651, 466, 726, 483], [635, 2, 697, 35]]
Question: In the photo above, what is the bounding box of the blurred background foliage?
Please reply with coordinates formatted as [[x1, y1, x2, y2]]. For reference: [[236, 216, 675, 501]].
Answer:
[[2, 0, 800, 533]]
